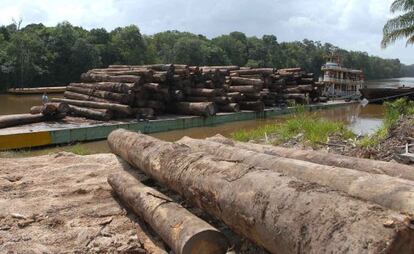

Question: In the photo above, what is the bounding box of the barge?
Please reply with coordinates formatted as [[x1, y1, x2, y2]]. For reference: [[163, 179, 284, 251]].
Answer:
[[0, 101, 355, 151], [360, 87, 414, 102]]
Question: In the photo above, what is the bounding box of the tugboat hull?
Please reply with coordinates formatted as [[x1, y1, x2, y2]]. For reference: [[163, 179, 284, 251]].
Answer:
[[360, 87, 414, 102]]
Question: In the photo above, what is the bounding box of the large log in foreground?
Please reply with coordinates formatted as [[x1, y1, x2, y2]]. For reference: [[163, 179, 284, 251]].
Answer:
[[177, 137, 414, 213], [108, 172, 228, 254], [0, 113, 65, 129], [108, 129, 414, 254], [52, 98, 132, 115], [207, 134, 414, 182], [30, 103, 70, 116]]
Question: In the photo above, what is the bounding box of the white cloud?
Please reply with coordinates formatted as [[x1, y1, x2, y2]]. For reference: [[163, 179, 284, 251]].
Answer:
[[0, 0, 412, 64]]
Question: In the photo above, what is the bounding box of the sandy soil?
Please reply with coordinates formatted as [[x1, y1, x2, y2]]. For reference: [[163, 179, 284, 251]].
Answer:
[[0, 152, 266, 254], [0, 152, 147, 253]]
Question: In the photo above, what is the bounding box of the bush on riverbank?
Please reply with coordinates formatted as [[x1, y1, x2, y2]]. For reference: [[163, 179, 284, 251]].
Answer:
[[232, 107, 355, 146], [359, 98, 414, 147]]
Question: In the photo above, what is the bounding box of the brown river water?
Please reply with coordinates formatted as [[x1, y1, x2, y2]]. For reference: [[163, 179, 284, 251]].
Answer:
[[0, 91, 385, 157]]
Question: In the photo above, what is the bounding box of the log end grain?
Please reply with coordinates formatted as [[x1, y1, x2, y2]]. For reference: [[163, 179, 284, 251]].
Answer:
[[182, 230, 229, 254]]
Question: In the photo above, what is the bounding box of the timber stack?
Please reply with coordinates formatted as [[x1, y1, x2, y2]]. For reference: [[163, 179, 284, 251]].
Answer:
[[53, 65, 322, 121], [107, 130, 414, 254]]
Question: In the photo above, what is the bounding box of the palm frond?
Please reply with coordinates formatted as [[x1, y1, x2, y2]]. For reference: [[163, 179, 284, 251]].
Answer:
[[382, 25, 414, 47], [383, 11, 414, 34], [406, 34, 414, 45], [390, 0, 414, 13]]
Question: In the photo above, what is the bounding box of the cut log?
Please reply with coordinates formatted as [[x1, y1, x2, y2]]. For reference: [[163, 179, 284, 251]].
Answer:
[[227, 86, 258, 94], [83, 74, 143, 83], [108, 130, 414, 254], [189, 88, 223, 97], [285, 85, 313, 93], [0, 113, 65, 129], [143, 83, 169, 95], [230, 68, 274, 76], [30, 103, 69, 116], [52, 98, 132, 115], [68, 105, 112, 121], [226, 92, 244, 102], [178, 137, 414, 213], [230, 77, 264, 87], [174, 102, 216, 117], [108, 172, 228, 254], [207, 134, 414, 182], [133, 108, 155, 119], [70, 82, 140, 93], [218, 103, 240, 112], [239, 101, 264, 111], [135, 221, 168, 254], [66, 86, 134, 105], [63, 91, 115, 104]]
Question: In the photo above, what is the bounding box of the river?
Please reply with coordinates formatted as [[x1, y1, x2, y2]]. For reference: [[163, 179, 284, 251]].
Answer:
[[3, 78, 413, 156]]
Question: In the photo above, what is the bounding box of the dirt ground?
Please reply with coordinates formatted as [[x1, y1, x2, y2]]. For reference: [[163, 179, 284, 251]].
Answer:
[[0, 152, 266, 253]]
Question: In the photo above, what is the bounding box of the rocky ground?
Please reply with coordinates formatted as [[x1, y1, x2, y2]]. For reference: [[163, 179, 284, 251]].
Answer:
[[0, 152, 266, 253]]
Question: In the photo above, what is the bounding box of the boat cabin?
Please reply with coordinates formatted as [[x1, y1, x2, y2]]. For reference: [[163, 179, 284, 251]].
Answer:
[[320, 55, 364, 99]]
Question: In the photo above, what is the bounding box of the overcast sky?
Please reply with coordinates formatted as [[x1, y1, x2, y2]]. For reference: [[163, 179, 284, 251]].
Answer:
[[1, 0, 413, 64]]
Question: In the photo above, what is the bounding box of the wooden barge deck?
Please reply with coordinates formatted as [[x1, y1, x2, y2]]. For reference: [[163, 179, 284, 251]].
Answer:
[[0, 100, 355, 150]]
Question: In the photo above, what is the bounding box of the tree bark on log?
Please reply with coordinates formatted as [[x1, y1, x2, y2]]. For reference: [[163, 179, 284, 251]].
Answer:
[[177, 137, 414, 214], [82, 74, 144, 84], [30, 103, 69, 116], [52, 98, 132, 115], [230, 68, 274, 76], [206, 134, 414, 182], [63, 91, 115, 104], [189, 88, 223, 97], [230, 77, 264, 87], [227, 86, 259, 94], [67, 86, 134, 105], [108, 130, 414, 254], [68, 105, 113, 121], [0, 113, 65, 129], [135, 220, 168, 254], [217, 103, 240, 112], [70, 82, 139, 93], [108, 172, 228, 254], [174, 102, 216, 117]]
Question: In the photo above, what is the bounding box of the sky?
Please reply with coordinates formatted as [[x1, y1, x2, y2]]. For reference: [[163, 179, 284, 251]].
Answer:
[[0, 0, 413, 64]]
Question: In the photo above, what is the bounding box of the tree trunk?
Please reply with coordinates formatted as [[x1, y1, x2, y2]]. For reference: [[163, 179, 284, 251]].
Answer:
[[230, 68, 274, 76], [66, 86, 134, 105], [0, 113, 65, 129], [30, 103, 69, 116], [227, 86, 258, 93], [52, 98, 132, 115], [239, 101, 264, 111], [230, 77, 264, 87], [133, 108, 155, 119], [174, 102, 216, 116], [178, 137, 414, 214], [108, 172, 228, 254], [63, 91, 115, 104], [108, 130, 414, 254], [82, 74, 143, 84], [217, 103, 240, 112], [285, 85, 313, 93], [143, 83, 169, 95], [135, 221, 168, 254], [70, 82, 139, 93], [189, 88, 223, 97], [207, 134, 414, 182], [68, 105, 113, 121]]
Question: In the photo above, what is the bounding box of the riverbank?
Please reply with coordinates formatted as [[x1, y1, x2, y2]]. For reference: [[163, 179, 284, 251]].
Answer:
[[232, 99, 414, 164]]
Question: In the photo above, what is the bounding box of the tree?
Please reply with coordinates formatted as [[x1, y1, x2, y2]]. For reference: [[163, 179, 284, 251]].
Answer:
[[110, 25, 147, 64], [382, 0, 414, 47]]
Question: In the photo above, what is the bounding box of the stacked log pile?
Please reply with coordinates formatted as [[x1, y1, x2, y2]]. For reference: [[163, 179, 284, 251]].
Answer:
[[55, 65, 324, 121], [107, 129, 414, 254], [269, 68, 322, 105]]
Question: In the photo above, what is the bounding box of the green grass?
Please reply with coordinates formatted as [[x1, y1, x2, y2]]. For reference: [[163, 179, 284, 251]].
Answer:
[[65, 143, 91, 155], [232, 108, 354, 146]]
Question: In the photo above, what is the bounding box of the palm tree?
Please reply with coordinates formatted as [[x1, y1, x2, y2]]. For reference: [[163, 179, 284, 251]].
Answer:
[[381, 0, 414, 48]]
